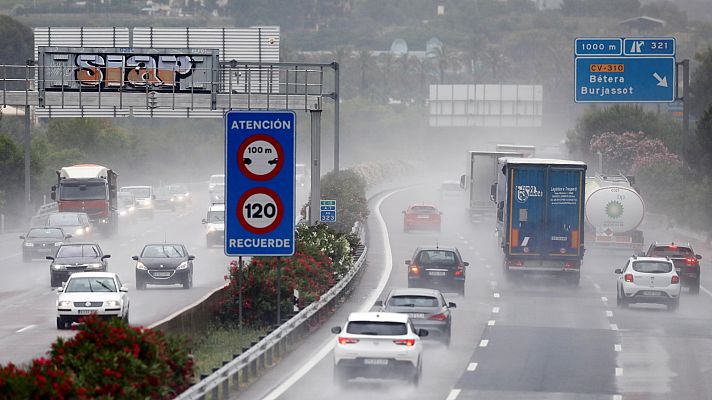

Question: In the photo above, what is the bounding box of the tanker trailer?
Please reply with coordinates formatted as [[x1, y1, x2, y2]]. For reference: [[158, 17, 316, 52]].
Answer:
[[584, 174, 645, 249]]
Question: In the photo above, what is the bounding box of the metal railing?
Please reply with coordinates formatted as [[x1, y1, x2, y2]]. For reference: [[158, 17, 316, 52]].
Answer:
[[175, 244, 368, 400]]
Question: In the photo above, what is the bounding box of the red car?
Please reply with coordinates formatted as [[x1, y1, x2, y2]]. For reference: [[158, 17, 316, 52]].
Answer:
[[403, 204, 442, 232]]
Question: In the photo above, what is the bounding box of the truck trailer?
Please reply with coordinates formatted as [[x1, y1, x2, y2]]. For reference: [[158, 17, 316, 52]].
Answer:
[[584, 174, 645, 250], [496, 158, 587, 285], [51, 164, 118, 236]]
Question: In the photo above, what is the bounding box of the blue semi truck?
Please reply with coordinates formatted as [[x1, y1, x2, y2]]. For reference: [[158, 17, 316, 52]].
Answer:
[[495, 158, 587, 286]]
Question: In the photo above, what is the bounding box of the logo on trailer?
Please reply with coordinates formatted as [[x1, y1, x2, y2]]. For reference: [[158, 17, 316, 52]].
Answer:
[[516, 185, 543, 203], [606, 200, 624, 219]]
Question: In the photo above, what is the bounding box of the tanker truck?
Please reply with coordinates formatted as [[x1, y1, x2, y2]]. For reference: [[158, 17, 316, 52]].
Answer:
[[584, 174, 645, 249]]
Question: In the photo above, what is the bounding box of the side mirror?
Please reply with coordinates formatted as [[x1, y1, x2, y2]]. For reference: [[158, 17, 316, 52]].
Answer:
[[46, 256, 55, 261], [201, 219, 207, 224], [417, 328, 429, 337], [697, 254, 702, 260], [119, 286, 129, 292], [330, 326, 342, 334], [448, 302, 457, 308], [459, 174, 466, 189], [188, 255, 195, 261], [614, 268, 623, 274], [56, 287, 63, 293], [374, 300, 383, 307], [65, 234, 72, 239], [19, 235, 25, 239], [101, 255, 111, 260], [463, 262, 470, 267], [405, 260, 411, 265], [131, 256, 139, 261]]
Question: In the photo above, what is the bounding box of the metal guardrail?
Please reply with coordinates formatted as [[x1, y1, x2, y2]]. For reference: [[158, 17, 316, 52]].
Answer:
[[175, 244, 368, 400], [29, 202, 58, 227]]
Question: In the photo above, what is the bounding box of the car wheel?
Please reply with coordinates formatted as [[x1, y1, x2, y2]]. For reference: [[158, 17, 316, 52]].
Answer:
[[444, 329, 452, 347], [56, 317, 65, 330], [567, 272, 580, 287], [619, 288, 628, 308], [136, 279, 146, 291], [333, 366, 347, 387], [669, 298, 680, 311], [689, 280, 700, 295], [183, 273, 193, 289], [50, 274, 61, 288], [410, 359, 422, 386], [123, 308, 129, 324], [458, 282, 465, 297], [22, 252, 30, 263]]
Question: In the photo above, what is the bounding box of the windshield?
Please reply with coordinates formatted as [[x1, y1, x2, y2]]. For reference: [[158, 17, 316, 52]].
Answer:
[[417, 250, 457, 265], [632, 261, 673, 273], [65, 277, 117, 293], [48, 213, 81, 226], [27, 228, 64, 239], [141, 245, 185, 258], [346, 321, 407, 335], [388, 295, 439, 307], [650, 246, 694, 257], [59, 182, 106, 201], [124, 187, 151, 198], [56, 245, 100, 258], [410, 206, 438, 214], [117, 193, 134, 207], [207, 210, 225, 223]]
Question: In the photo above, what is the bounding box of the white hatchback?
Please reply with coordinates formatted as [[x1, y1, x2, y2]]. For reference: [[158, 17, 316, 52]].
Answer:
[[615, 256, 680, 310], [56, 272, 130, 329], [331, 312, 427, 385]]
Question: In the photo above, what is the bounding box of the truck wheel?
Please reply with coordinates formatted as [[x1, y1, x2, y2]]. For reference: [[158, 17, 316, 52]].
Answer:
[[689, 280, 700, 295], [567, 272, 580, 287]]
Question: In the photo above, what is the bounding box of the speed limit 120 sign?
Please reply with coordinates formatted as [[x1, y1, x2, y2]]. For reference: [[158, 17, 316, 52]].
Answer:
[[225, 111, 295, 256]]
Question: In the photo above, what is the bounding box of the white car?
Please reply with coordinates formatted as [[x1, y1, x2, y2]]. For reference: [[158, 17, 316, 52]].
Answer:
[[615, 256, 680, 310], [331, 312, 427, 386], [56, 272, 130, 329], [202, 202, 225, 247]]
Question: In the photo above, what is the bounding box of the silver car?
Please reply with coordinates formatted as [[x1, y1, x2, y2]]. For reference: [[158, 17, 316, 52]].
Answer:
[[376, 288, 456, 346]]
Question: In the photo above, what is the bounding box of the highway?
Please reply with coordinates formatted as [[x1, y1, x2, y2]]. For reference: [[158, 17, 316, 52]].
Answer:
[[235, 179, 712, 400]]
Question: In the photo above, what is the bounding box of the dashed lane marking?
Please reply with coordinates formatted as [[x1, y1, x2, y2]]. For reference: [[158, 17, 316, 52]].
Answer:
[[479, 339, 489, 347], [492, 307, 500, 313], [615, 368, 623, 376], [613, 395, 622, 400], [701, 285, 712, 297], [614, 344, 622, 352], [601, 296, 608, 302], [16, 325, 36, 333], [610, 324, 619, 331], [487, 320, 496, 326], [446, 389, 461, 400], [485, 264, 492, 269], [606, 310, 613, 318], [594, 283, 601, 291], [467, 363, 478, 372], [493, 292, 500, 298]]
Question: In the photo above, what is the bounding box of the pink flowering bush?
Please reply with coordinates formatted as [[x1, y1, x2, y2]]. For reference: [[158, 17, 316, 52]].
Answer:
[[590, 131, 681, 174]]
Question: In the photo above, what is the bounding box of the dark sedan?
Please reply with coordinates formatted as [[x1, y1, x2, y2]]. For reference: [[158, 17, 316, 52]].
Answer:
[[47, 243, 110, 287], [20, 227, 71, 262], [406, 245, 468, 296], [376, 288, 456, 346], [133, 244, 194, 290]]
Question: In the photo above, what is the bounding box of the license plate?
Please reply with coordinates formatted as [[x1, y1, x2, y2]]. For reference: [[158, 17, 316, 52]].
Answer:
[[417, 215, 430, 219], [77, 309, 95, 314], [428, 271, 447, 276], [408, 313, 425, 319], [154, 272, 171, 277], [641, 290, 660, 296], [363, 359, 388, 365]]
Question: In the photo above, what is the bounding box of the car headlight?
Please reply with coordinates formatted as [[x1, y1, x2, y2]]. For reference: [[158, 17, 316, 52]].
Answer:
[[74, 228, 84, 236], [85, 227, 90, 233], [53, 242, 62, 247], [119, 210, 128, 216], [57, 300, 72, 307], [170, 198, 175, 202], [136, 261, 147, 270], [104, 300, 120, 307], [24, 242, 34, 247], [207, 226, 216, 232], [129, 206, 135, 212], [177, 261, 189, 270], [184, 192, 190, 197], [87, 263, 103, 269], [53, 264, 69, 270]]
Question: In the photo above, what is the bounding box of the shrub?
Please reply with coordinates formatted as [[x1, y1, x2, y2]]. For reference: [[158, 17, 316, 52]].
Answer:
[[318, 169, 369, 234], [589, 131, 681, 175], [297, 223, 354, 278]]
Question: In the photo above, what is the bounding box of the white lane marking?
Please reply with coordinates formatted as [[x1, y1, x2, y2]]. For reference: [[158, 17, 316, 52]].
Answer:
[[606, 310, 613, 318], [16, 324, 36, 333], [493, 292, 500, 298], [119, 243, 128, 247], [485, 264, 492, 269], [467, 362, 478, 371], [487, 320, 496, 326], [614, 344, 622, 352], [479, 339, 489, 347], [260, 188, 403, 400], [701, 285, 712, 297], [488, 271, 494, 277], [463, 240, 469, 245], [601, 296, 608, 302], [0, 252, 21, 262], [446, 389, 461, 400], [489, 281, 497, 286], [610, 324, 619, 331], [492, 307, 500, 313], [613, 395, 622, 400], [468, 246, 474, 250], [594, 283, 601, 291], [615, 368, 623, 376], [129, 238, 137, 242]]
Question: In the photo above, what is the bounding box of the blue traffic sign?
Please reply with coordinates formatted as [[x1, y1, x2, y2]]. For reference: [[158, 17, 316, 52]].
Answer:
[[320, 199, 336, 223], [575, 57, 675, 102], [575, 38, 622, 56], [623, 38, 675, 56], [225, 110, 296, 256]]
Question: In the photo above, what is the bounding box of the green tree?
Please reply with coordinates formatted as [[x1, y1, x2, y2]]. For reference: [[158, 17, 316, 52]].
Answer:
[[318, 169, 369, 234], [690, 47, 712, 118], [688, 104, 712, 173]]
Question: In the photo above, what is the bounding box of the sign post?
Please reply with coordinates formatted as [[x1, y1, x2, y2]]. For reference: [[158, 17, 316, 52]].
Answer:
[[574, 37, 676, 103], [225, 110, 296, 257]]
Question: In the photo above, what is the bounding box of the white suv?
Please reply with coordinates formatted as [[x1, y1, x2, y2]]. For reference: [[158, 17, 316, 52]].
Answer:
[[331, 312, 427, 386], [202, 203, 225, 247], [615, 256, 680, 311]]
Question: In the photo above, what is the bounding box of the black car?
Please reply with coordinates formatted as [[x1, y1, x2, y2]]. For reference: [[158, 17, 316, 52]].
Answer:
[[406, 245, 468, 296], [133, 244, 195, 290], [166, 184, 191, 208], [646, 242, 702, 294], [20, 227, 71, 262], [47, 243, 110, 287]]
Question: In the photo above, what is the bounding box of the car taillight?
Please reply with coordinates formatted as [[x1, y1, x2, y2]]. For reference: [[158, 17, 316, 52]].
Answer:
[[429, 313, 447, 321], [409, 265, 420, 275], [671, 275, 680, 284], [624, 274, 634, 283], [338, 337, 359, 345], [393, 339, 415, 347], [454, 268, 463, 277], [686, 257, 697, 264], [564, 262, 575, 268], [508, 260, 523, 267]]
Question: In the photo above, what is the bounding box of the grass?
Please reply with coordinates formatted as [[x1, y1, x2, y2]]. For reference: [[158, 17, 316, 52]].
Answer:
[[190, 324, 269, 378]]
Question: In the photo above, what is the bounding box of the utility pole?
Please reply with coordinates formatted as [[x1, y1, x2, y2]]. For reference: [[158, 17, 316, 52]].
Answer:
[[309, 105, 322, 226], [333, 62, 340, 172]]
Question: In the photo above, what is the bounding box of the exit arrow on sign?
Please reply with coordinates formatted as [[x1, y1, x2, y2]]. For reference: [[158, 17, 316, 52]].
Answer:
[[653, 72, 668, 87]]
